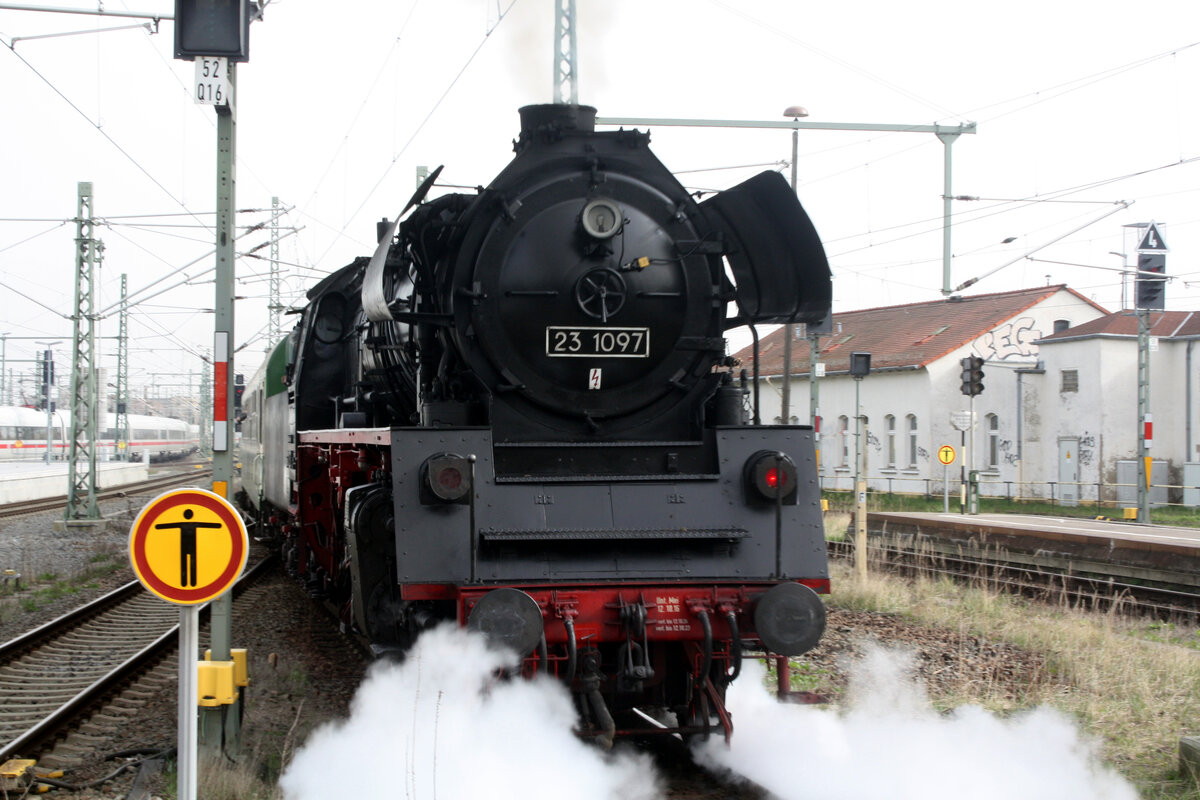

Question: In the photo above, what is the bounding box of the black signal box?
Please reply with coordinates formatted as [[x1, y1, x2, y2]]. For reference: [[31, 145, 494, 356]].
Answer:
[[1135, 252, 1166, 311], [175, 0, 251, 62]]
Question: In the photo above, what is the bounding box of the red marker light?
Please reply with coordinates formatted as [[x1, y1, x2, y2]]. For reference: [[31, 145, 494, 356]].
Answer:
[[438, 467, 463, 491], [424, 453, 473, 503], [745, 451, 797, 503]]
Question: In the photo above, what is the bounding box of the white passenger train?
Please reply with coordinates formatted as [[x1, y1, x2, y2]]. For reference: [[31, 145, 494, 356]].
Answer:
[[0, 405, 199, 462]]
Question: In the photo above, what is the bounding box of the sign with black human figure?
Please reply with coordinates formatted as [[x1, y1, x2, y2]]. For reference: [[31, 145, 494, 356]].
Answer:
[[129, 489, 248, 604]]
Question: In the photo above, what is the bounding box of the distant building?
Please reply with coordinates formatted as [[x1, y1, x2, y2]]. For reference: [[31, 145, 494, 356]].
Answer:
[[732, 285, 1118, 500], [1036, 310, 1200, 505]]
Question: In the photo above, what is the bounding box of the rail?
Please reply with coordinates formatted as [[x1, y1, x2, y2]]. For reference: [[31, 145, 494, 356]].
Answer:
[[0, 467, 213, 518], [0, 554, 273, 762], [827, 535, 1200, 622]]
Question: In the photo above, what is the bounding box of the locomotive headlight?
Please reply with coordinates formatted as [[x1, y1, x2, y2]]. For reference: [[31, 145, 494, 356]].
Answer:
[[744, 450, 799, 504], [421, 453, 473, 504], [580, 198, 623, 239]]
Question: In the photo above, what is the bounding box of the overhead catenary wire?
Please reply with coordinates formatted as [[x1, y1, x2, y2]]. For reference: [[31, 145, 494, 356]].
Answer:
[[1, 35, 214, 234], [96, 206, 298, 317], [316, 0, 521, 265]]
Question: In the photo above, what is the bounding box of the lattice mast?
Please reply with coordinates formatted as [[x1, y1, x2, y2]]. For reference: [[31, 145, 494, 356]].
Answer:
[[268, 196, 282, 349], [553, 0, 577, 104], [115, 273, 130, 459], [66, 181, 101, 520]]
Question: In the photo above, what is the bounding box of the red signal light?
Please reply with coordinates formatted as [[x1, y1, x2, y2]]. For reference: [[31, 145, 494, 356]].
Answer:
[[423, 453, 473, 503], [438, 466, 463, 491], [745, 451, 798, 504]]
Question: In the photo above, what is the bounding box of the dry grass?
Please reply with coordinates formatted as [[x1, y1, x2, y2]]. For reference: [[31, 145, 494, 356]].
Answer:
[[829, 559, 1200, 798], [823, 511, 850, 542], [195, 753, 284, 800]]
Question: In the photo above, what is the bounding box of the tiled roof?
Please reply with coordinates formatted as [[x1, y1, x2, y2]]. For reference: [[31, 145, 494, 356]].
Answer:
[[732, 285, 1106, 376], [1039, 310, 1200, 341]]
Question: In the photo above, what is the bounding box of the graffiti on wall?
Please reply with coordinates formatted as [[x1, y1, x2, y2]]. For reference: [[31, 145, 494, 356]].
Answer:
[[978, 317, 1041, 361], [1078, 433, 1096, 467]]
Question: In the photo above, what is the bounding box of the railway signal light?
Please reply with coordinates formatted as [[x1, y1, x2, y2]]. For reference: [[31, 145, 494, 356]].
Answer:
[[960, 356, 984, 396], [174, 0, 252, 62], [1135, 252, 1166, 310]]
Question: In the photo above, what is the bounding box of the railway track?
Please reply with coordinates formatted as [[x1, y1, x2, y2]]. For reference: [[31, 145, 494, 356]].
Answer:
[[0, 467, 214, 519], [0, 554, 272, 762], [830, 535, 1200, 621]]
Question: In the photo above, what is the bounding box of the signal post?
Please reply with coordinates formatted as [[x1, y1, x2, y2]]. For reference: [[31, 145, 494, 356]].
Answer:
[[173, 0, 254, 757], [959, 356, 984, 514], [1133, 222, 1167, 522]]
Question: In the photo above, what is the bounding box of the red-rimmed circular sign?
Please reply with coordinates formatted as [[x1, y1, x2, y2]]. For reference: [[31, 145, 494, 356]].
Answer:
[[129, 488, 248, 605]]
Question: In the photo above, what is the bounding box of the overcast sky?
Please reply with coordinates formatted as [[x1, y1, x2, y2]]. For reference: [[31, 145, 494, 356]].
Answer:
[[1, 0, 1198, 402]]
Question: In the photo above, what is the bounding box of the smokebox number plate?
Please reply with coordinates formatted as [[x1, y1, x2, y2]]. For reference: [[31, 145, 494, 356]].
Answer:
[[546, 326, 650, 358]]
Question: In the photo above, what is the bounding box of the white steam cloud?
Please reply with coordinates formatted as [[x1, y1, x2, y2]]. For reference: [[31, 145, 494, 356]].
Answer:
[[697, 644, 1138, 800], [281, 630, 1137, 800], [278, 625, 661, 800]]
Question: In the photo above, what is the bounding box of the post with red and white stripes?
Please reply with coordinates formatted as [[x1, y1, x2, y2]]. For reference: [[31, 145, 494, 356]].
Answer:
[[212, 332, 230, 453]]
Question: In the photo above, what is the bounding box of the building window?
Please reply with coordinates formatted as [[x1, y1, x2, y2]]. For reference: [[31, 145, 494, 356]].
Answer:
[[885, 414, 896, 468], [1053, 319, 1070, 334], [1061, 369, 1079, 393], [838, 415, 849, 467], [906, 414, 918, 468], [986, 413, 999, 469]]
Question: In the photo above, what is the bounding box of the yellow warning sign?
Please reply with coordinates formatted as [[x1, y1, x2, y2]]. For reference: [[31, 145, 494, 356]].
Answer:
[[937, 445, 956, 465], [128, 488, 248, 605]]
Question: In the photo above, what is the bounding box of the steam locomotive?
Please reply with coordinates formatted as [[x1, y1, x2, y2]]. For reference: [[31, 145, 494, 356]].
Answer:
[[235, 104, 832, 742]]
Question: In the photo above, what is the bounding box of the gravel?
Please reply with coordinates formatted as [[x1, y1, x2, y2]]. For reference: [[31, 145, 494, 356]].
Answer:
[[0, 495, 149, 644]]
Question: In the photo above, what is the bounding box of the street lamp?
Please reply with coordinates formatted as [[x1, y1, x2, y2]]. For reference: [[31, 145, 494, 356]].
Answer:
[[849, 352, 871, 580], [779, 106, 809, 427]]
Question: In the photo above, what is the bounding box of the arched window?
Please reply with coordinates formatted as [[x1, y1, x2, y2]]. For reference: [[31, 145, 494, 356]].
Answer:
[[986, 413, 1000, 469], [906, 414, 918, 468], [885, 414, 896, 468], [838, 415, 850, 467]]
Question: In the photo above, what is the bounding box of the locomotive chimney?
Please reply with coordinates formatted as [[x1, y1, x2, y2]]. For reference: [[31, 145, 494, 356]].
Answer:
[[517, 104, 597, 149]]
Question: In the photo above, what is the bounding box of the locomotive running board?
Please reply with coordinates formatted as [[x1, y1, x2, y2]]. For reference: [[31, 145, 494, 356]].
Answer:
[[492, 472, 720, 483], [479, 527, 748, 542]]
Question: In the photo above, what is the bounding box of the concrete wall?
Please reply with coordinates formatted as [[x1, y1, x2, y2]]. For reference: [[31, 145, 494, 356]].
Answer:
[[0, 461, 149, 504]]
